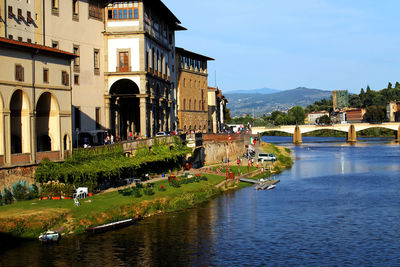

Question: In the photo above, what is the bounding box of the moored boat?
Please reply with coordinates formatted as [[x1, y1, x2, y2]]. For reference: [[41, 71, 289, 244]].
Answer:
[[86, 216, 142, 234], [267, 184, 276, 190], [39, 231, 60, 242]]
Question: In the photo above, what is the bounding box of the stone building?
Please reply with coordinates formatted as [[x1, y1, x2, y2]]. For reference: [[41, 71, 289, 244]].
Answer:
[[386, 101, 400, 122], [0, 37, 74, 167], [207, 86, 218, 133], [216, 88, 227, 132], [1, 0, 184, 143], [104, 1, 183, 138], [175, 47, 213, 132]]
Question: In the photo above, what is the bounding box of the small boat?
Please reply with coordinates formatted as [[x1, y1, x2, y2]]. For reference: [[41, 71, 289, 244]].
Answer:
[[39, 231, 60, 242], [86, 216, 142, 234], [267, 184, 276, 190]]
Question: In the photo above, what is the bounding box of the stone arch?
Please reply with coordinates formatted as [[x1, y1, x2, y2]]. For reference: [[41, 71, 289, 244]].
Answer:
[[36, 92, 60, 152], [9, 89, 31, 154], [110, 79, 141, 140]]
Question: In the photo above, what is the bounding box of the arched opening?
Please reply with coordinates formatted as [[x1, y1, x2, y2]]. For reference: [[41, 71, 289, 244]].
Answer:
[[63, 134, 70, 151], [110, 79, 140, 140], [36, 92, 60, 152], [10, 90, 30, 154]]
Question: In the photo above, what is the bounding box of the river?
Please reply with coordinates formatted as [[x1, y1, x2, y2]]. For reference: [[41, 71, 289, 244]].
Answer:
[[1, 137, 400, 266]]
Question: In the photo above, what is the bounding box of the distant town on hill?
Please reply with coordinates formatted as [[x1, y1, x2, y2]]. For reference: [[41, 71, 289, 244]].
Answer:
[[225, 87, 332, 117]]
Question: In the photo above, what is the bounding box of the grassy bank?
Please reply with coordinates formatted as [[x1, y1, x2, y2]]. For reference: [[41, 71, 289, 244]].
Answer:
[[0, 144, 292, 239]]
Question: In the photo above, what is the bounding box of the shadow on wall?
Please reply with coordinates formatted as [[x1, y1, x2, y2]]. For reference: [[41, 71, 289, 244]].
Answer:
[[191, 147, 205, 169]]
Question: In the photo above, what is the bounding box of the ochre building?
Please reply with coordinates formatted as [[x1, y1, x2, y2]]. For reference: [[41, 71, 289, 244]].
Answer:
[[176, 47, 213, 132]]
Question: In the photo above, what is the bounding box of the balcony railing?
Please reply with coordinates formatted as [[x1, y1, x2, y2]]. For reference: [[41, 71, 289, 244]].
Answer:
[[116, 66, 131, 72]]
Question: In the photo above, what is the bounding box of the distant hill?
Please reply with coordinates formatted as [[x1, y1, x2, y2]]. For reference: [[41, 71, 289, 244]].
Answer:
[[225, 87, 332, 117], [225, 87, 280, 95]]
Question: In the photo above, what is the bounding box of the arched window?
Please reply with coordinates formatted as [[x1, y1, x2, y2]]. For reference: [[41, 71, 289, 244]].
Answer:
[[194, 100, 196, 111], [183, 99, 186, 110], [199, 101, 201, 111], [189, 99, 191, 110], [183, 78, 186, 87]]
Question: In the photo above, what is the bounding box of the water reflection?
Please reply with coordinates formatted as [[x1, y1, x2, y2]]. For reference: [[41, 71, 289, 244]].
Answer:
[[1, 137, 400, 266]]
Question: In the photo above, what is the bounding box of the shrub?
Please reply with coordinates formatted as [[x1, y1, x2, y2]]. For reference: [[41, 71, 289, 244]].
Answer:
[[170, 179, 181, 188], [11, 181, 28, 201], [200, 176, 208, 181], [135, 182, 144, 188], [132, 188, 142, 198], [158, 185, 167, 192], [2, 187, 13, 204], [63, 184, 75, 198], [27, 184, 39, 200], [143, 187, 154, 196]]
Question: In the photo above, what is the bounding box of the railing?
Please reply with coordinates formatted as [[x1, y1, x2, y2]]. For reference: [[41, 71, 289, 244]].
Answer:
[[116, 66, 132, 72]]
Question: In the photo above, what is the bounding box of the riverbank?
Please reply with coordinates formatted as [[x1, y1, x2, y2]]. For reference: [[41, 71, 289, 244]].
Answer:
[[0, 144, 292, 239]]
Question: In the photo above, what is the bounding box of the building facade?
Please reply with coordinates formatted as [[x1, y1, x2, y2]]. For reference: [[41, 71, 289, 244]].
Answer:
[[207, 86, 217, 133], [0, 37, 74, 167], [104, 1, 183, 138], [332, 90, 349, 110], [346, 108, 366, 123], [386, 101, 400, 122], [306, 111, 330, 125], [176, 47, 213, 132]]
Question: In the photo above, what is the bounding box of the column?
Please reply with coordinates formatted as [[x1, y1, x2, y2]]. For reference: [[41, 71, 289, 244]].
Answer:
[[293, 126, 302, 144], [397, 125, 400, 142], [30, 111, 36, 163], [104, 97, 111, 132], [140, 97, 146, 137], [149, 101, 154, 137], [4, 111, 11, 165], [347, 124, 357, 142]]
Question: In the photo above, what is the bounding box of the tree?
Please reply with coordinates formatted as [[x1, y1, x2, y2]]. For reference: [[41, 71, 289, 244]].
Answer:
[[274, 114, 287, 126], [316, 115, 331, 125], [349, 94, 362, 108], [288, 106, 305, 125], [363, 105, 386, 123], [388, 82, 393, 89], [224, 108, 232, 122]]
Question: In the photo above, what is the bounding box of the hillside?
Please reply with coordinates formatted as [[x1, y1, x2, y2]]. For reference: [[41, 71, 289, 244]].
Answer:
[[225, 87, 331, 116]]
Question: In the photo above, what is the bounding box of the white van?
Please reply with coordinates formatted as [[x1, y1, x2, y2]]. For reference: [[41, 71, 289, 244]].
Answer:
[[257, 153, 277, 162]]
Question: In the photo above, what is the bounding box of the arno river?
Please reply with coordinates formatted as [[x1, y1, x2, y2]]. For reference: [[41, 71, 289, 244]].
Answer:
[[1, 137, 400, 266]]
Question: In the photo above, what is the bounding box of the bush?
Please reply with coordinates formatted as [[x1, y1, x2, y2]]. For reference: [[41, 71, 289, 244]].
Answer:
[[2, 187, 13, 204], [132, 188, 142, 198], [11, 181, 28, 201], [170, 179, 181, 188], [143, 187, 154, 196], [158, 185, 167, 192], [200, 176, 208, 181], [27, 184, 39, 200]]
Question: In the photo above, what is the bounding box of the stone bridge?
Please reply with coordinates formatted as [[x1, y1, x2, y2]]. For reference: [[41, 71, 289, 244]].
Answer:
[[252, 123, 400, 144]]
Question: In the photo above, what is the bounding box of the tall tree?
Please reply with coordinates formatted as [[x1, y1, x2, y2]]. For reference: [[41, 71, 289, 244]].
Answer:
[[288, 106, 306, 125]]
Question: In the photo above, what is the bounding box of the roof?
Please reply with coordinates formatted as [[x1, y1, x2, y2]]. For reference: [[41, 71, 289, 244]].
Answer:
[[0, 37, 76, 58], [176, 47, 214, 61], [106, 0, 185, 30]]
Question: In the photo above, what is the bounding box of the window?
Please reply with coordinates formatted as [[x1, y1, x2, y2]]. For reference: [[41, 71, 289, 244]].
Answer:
[[74, 107, 81, 130], [194, 100, 196, 111], [15, 65, 24, 81], [27, 38, 32, 43], [94, 49, 100, 74], [62, 71, 69, 86], [52, 41, 59, 49], [73, 45, 80, 69], [89, 0, 103, 20], [74, 74, 79, 85], [18, 8, 23, 21], [118, 51, 129, 72], [8, 35, 13, 40], [108, 1, 139, 20], [27, 11, 33, 23], [8, 6, 14, 19], [43, 69, 49, 83], [18, 37, 22, 42], [52, 0, 59, 15], [73, 0, 79, 16], [183, 99, 186, 110], [189, 99, 191, 110], [95, 107, 101, 129]]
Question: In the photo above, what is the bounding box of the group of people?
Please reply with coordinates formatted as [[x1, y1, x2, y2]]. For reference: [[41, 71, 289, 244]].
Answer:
[[104, 133, 116, 145]]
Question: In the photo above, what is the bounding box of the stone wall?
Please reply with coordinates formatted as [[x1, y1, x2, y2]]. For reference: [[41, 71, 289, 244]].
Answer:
[[203, 139, 245, 165], [0, 165, 37, 189]]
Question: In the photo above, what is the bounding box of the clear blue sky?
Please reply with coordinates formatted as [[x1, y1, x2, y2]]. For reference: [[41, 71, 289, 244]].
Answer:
[[164, 0, 400, 93]]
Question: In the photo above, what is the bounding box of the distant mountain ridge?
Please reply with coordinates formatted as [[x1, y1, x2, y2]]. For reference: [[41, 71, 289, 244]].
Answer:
[[225, 87, 280, 95], [225, 87, 332, 117]]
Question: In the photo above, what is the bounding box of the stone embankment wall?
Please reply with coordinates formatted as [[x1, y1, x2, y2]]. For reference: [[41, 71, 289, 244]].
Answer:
[[203, 138, 245, 165], [0, 165, 37, 189]]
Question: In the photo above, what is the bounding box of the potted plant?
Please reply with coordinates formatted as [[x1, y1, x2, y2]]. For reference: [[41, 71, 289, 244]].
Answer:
[[51, 183, 61, 200], [63, 184, 74, 199]]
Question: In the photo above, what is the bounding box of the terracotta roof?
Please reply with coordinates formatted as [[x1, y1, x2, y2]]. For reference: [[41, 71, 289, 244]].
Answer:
[[0, 37, 76, 58], [176, 47, 214, 61]]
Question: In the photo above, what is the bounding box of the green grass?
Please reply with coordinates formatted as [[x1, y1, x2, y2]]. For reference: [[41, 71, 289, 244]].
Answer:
[[0, 174, 227, 238], [211, 165, 258, 175]]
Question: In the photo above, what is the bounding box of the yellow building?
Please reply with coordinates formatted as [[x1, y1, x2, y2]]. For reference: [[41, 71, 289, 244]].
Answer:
[[0, 37, 74, 166], [176, 47, 213, 132]]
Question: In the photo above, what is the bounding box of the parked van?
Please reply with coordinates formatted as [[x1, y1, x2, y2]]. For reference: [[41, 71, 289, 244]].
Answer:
[[257, 153, 277, 162]]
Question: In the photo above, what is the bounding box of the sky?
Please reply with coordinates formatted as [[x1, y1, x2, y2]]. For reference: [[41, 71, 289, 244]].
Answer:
[[164, 0, 400, 93]]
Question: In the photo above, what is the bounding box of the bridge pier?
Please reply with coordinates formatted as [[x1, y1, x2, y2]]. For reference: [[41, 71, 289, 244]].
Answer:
[[397, 126, 400, 142], [293, 126, 302, 144], [347, 125, 357, 142]]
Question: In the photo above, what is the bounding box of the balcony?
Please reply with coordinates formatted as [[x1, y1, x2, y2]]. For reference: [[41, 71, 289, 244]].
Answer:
[[116, 66, 131, 72]]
